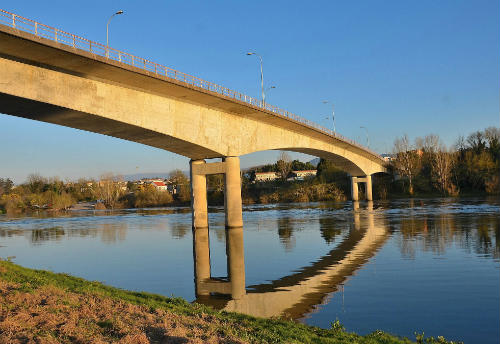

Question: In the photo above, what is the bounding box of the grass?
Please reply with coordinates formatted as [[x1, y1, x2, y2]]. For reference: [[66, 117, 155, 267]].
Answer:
[[0, 260, 460, 343]]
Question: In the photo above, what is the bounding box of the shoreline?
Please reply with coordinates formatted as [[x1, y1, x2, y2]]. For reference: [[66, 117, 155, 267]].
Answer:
[[0, 260, 458, 343]]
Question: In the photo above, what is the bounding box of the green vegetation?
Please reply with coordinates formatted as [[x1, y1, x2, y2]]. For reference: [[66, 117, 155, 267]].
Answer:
[[380, 127, 499, 198], [0, 170, 192, 214], [0, 174, 77, 213], [238, 152, 349, 204], [241, 179, 347, 204], [0, 260, 460, 343], [0, 127, 498, 213]]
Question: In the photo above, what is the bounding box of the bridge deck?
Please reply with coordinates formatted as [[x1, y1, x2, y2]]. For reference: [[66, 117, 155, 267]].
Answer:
[[0, 8, 383, 163]]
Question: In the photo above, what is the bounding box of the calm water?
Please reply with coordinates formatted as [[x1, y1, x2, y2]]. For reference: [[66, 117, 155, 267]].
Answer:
[[0, 198, 498, 343]]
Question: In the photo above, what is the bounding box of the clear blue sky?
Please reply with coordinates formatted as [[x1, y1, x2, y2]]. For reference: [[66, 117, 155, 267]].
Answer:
[[1, 0, 498, 183]]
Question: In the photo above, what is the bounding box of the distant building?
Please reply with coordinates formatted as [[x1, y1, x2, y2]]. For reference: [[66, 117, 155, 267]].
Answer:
[[254, 171, 279, 182], [290, 170, 317, 180], [381, 154, 395, 162], [151, 181, 168, 191]]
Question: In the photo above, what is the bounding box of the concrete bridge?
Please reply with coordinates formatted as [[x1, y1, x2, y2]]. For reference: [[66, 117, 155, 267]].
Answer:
[[0, 9, 386, 228], [194, 202, 389, 319]]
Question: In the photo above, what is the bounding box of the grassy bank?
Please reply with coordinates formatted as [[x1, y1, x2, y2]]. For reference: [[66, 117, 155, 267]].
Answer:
[[0, 260, 458, 343]]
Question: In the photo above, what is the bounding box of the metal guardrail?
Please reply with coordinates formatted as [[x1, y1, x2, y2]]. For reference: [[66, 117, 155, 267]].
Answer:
[[0, 8, 382, 159]]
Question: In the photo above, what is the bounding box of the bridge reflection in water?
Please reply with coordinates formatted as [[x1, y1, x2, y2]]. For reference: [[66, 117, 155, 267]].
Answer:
[[193, 202, 389, 319]]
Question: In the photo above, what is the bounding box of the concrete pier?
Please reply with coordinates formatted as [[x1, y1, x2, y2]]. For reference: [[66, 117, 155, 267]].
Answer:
[[351, 175, 373, 201], [366, 175, 373, 201], [351, 178, 359, 201], [190, 156, 243, 229], [224, 157, 243, 228], [190, 159, 209, 229]]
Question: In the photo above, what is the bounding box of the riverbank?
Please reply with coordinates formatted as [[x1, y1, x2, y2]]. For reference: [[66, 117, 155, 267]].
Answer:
[[0, 260, 457, 344]]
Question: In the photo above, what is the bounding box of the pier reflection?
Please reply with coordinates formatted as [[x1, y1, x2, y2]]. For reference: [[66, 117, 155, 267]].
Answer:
[[193, 201, 389, 319]]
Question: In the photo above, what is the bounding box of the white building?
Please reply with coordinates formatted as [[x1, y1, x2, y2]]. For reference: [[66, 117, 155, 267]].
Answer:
[[254, 171, 279, 182]]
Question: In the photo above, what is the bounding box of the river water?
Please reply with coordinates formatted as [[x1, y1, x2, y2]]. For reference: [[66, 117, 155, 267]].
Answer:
[[0, 198, 498, 343]]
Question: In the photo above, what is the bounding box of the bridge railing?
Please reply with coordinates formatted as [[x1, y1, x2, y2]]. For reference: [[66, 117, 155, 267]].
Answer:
[[0, 9, 381, 158]]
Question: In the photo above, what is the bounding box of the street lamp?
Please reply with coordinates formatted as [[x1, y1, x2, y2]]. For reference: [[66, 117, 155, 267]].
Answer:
[[265, 85, 276, 102], [322, 100, 336, 133], [106, 10, 124, 57], [246, 52, 265, 105], [360, 126, 370, 147]]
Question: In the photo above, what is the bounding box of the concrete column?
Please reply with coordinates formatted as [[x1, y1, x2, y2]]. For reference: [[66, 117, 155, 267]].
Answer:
[[193, 226, 211, 296], [190, 159, 208, 229], [226, 226, 246, 299], [223, 156, 243, 228], [351, 177, 359, 201], [365, 175, 373, 201]]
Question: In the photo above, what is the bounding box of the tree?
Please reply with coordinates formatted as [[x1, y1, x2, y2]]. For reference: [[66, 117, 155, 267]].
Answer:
[[168, 169, 190, 203], [416, 134, 440, 155], [432, 143, 457, 195], [27, 173, 47, 194], [467, 131, 486, 154], [93, 173, 125, 209], [484, 126, 500, 162], [207, 174, 224, 192], [276, 152, 292, 180], [393, 135, 421, 195], [0, 178, 14, 196], [169, 169, 189, 184], [290, 160, 315, 171]]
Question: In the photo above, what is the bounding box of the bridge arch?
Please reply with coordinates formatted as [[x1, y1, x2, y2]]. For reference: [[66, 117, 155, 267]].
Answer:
[[0, 18, 386, 228]]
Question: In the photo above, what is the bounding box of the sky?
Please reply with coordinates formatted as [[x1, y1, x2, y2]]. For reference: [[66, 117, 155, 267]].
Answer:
[[0, 0, 499, 183]]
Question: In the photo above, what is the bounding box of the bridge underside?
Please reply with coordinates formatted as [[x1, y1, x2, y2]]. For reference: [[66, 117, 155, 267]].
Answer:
[[0, 92, 221, 159], [0, 25, 385, 176], [1, 24, 386, 230]]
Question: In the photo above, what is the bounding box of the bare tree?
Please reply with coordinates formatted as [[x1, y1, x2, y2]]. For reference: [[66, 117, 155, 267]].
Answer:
[[467, 130, 486, 153], [454, 135, 466, 152], [484, 126, 500, 150], [393, 135, 421, 195], [422, 134, 440, 154], [432, 143, 457, 195], [276, 151, 292, 181], [93, 173, 125, 209]]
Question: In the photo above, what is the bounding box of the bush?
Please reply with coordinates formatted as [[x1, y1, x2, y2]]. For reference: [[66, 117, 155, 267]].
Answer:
[[133, 188, 174, 208], [0, 193, 26, 213], [485, 175, 500, 194]]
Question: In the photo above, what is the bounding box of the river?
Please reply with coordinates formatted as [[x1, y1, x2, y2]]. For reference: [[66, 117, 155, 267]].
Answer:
[[0, 198, 498, 343]]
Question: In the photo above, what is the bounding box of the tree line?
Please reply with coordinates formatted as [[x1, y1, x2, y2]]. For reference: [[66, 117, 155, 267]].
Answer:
[[0, 170, 192, 214], [1, 127, 498, 213], [388, 127, 499, 197]]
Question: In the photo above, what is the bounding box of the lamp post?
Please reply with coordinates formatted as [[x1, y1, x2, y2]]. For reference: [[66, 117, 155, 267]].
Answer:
[[246, 52, 265, 105], [360, 126, 370, 147], [322, 100, 336, 133], [106, 10, 124, 57]]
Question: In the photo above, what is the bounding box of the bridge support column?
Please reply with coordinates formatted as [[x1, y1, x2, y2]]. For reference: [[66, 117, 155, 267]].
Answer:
[[351, 177, 359, 201], [351, 175, 373, 201], [366, 175, 373, 201], [190, 159, 209, 229], [190, 156, 244, 228], [224, 156, 243, 228]]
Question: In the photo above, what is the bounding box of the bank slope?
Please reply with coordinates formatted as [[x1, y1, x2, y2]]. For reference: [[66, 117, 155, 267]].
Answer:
[[0, 260, 456, 344]]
